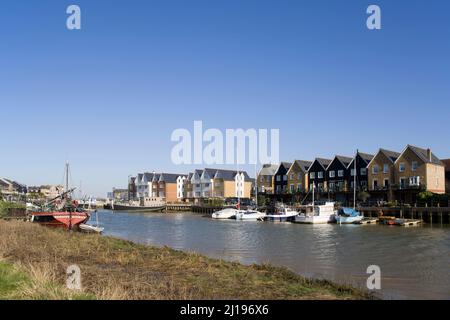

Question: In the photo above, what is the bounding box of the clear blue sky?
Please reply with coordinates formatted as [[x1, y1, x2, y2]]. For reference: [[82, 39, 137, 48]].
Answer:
[[0, 0, 449, 197]]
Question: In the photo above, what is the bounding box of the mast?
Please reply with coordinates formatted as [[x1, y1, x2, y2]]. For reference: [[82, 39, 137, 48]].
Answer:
[[65, 161, 70, 192], [353, 150, 357, 210], [312, 183, 315, 206], [255, 163, 258, 209]]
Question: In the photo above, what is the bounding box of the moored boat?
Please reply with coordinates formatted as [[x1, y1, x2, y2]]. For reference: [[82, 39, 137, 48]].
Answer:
[[212, 207, 238, 219], [235, 209, 266, 221], [335, 207, 363, 224], [264, 206, 298, 222], [295, 202, 336, 224]]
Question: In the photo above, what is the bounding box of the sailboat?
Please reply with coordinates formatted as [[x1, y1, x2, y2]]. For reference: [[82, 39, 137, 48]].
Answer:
[[30, 162, 90, 230], [335, 150, 363, 224]]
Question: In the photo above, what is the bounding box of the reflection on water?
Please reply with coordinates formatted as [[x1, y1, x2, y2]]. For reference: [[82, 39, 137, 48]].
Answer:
[[96, 210, 450, 300]]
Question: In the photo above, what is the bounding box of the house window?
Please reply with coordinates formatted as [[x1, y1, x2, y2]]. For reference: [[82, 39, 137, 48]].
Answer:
[[400, 177, 407, 189], [318, 172, 323, 179], [276, 175, 281, 182], [361, 181, 367, 188], [329, 171, 335, 178], [399, 163, 405, 172], [373, 165, 379, 174], [412, 161, 418, 171], [384, 179, 389, 188], [196, 184, 200, 188], [373, 179, 378, 190], [260, 176, 264, 182], [290, 173, 294, 180], [298, 173, 302, 180], [383, 164, 389, 174], [290, 184, 295, 193], [360, 168, 367, 175], [409, 176, 420, 186], [297, 183, 302, 191], [276, 185, 281, 193], [329, 182, 335, 191], [350, 169, 356, 176], [338, 170, 344, 177], [204, 183, 210, 187], [310, 172, 315, 179], [350, 181, 354, 189], [283, 175, 288, 181]]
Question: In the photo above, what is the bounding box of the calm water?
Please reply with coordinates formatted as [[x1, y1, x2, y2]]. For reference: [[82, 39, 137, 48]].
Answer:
[[95, 210, 450, 300]]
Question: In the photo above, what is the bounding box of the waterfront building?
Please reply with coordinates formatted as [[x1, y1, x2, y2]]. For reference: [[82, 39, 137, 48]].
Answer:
[[274, 162, 292, 194], [346, 151, 374, 192], [393, 145, 445, 197], [257, 164, 278, 194], [367, 148, 401, 201], [307, 158, 332, 193], [286, 160, 312, 194], [325, 155, 353, 195]]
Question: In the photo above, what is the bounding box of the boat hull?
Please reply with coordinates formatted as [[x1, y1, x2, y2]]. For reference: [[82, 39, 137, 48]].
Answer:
[[212, 208, 237, 219], [112, 204, 165, 212], [235, 210, 266, 221], [295, 215, 335, 224], [336, 216, 363, 224], [31, 212, 90, 230]]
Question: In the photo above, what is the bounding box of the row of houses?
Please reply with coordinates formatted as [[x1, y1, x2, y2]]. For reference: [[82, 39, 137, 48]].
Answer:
[[122, 145, 448, 205], [257, 145, 449, 203], [128, 169, 253, 203], [0, 178, 27, 197]]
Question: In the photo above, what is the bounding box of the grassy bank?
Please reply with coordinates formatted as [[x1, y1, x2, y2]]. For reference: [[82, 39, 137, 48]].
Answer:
[[0, 220, 372, 300]]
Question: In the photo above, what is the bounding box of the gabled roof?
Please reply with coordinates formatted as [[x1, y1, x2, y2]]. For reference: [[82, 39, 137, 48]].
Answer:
[[259, 164, 278, 176], [275, 162, 292, 174], [358, 152, 374, 163], [159, 173, 185, 183], [396, 145, 444, 166], [346, 152, 375, 169], [289, 160, 313, 173], [308, 158, 332, 171], [209, 168, 251, 181], [328, 155, 352, 170], [367, 148, 401, 167]]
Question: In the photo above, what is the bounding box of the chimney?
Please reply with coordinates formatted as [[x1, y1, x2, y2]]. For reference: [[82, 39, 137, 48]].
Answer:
[[427, 148, 432, 162]]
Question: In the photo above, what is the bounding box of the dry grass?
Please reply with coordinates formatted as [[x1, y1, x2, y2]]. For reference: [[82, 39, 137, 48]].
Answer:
[[0, 220, 373, 300]]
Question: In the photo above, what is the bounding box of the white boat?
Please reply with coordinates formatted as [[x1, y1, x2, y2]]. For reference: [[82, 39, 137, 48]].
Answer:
[[264, 207, 299, 222], [212, 207, 238, 219], [79, 223, 104, 233], [235, 209, 266, 221], [295, 202, 336, 224]]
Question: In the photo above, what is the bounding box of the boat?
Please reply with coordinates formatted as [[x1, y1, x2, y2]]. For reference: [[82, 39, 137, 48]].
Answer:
[[111, 203, 165, 212], [264, 205, 298, 222], [235, 209, 266, 221], [212, 207, 238, 219], [295, 202, 336, 224], [79, 223, 104, 233], [29, 162, 90, 230], [335, 207, 364, 224]]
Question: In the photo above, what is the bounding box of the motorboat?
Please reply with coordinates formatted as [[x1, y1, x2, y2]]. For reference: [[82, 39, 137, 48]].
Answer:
[[264, 206, 298, 222], [212, 207, 238, 219], [235, 209, 266, 221], [295, 202, 336, 224]]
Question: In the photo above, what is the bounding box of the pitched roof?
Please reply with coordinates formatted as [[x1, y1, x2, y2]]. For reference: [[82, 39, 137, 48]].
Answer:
[[379, 149, 401, 163], [358, 152, 374, 163], [310, 158, 332, 171], [209, 168, 251, 181], [291, 160, 313, 172], [159, 173, 185, 183], [334, 155, 353, 167], [259, 164, 278, 176], [405, 145, 444, 166]]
